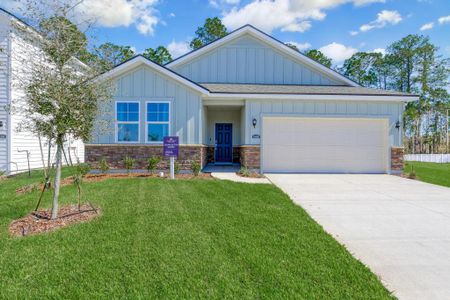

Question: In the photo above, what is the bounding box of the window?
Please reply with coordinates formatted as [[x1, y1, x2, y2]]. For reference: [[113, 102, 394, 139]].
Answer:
[[146, 102, 170, 142], [116, 102, 139, 142]]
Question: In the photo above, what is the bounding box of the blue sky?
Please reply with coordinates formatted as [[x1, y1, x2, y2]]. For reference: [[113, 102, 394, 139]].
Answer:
[[4, 0, 450, 65]]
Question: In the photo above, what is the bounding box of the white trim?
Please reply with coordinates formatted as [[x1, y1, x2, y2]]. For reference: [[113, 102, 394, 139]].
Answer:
[[204, 93, 419, 102], [166, 25, 359, 87], [115, 101, 140, 143], [145, 100, 171, 144], [97, 56, 208, 94]]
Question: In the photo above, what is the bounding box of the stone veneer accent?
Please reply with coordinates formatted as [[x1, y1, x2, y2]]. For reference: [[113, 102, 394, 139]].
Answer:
[[85, 144, 207, 170], [240, 146, 260, 169], [391, 147, 404, 173], [206, 146, 241, 164]]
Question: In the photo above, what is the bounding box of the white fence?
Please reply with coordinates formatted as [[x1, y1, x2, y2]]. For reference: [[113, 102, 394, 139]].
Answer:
[[405, 154, 450, 163]]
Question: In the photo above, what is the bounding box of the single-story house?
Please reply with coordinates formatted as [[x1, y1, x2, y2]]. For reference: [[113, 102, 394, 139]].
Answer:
[[87, 25, 418, 174]]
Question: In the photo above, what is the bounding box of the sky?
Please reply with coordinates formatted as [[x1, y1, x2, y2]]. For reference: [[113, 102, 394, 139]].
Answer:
[[3, 0, 450, 65]]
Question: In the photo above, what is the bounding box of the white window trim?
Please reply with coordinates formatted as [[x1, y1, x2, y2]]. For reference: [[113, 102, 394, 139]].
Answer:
[[115, 101, 140, 143], [145, 100, 171, 144]]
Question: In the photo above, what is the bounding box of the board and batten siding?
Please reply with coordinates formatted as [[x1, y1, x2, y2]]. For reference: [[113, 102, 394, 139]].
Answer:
[[0, 20, 10, 172], [91, 65, 203, 145], [170, 35, 342, 86], [245, 100, 404, 147]]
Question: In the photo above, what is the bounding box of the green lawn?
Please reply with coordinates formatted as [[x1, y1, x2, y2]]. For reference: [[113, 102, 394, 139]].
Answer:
[[0, 169, 393, 299], [404, 161, 450, 188]]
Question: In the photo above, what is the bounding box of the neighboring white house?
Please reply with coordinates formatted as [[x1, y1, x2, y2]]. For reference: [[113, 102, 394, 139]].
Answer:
[[0, 8, 85, 175], [88, 25, 418, 174]]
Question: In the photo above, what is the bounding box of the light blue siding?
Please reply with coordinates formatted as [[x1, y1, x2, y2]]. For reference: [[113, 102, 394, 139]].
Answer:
[[171, 35, 342, 85], [91, 65, 203, 145], [245, 100, 404, 147]]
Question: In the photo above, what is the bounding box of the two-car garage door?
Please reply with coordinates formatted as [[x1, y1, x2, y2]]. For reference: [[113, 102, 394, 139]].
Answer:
[[262, 117, 388, 173]]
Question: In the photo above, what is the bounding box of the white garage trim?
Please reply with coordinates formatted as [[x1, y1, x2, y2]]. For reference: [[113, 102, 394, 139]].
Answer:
[[261, 116, 390, 174]]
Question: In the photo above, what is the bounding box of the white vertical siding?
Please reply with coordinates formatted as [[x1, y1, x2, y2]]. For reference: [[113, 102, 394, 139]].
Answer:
[[91, 65, 203, 145], [245, 99, 403, 148], [0, 21, 9, 172], [170, 35, 341, 85]]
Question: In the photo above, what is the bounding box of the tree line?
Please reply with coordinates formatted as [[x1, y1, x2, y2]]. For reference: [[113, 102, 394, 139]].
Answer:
[[81, 17, 449, 154]]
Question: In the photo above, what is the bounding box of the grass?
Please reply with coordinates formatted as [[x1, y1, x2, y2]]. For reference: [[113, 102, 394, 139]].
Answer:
[[404, 161, 450, 188], [0, 169, 393, 299]]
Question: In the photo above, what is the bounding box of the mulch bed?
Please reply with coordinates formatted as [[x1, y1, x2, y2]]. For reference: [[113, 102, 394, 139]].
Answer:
[[236, 172, 266, 179], [15, 172, 213, 195], [9, 204, 101, 237]]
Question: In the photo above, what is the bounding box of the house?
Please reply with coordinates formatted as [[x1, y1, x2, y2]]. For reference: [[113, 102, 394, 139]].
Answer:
[[88, 25, 418, 174], [0, 8, 85, 174]]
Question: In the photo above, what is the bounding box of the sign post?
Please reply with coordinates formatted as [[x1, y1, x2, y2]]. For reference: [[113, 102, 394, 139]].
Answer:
[[163, 136, 179, 180]]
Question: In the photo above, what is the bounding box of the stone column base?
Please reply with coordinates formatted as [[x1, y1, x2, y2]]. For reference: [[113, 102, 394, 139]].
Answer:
[[239, 145, 260, 170], [391, 147, 404, 174]]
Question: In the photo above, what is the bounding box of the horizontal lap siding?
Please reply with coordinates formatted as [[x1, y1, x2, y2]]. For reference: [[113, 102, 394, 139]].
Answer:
[[91, 65, 202, 145], [246, 100, 403, 147], [171, 35, 341, 85]]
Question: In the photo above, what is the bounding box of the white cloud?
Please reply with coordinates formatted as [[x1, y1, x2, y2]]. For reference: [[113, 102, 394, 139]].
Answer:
[[372, 48, 386, 55], [319, 42, 357, 63], [222, 0, 384, 33], [167, 40, 190, 59], [350, 30, 359, 36], [3, 0, 161, 36], [357, 10, 402, 33], [286, 41, 312, 51], [438, 15, 450, 24], [210, 0, 240, 8], [420, 22, 434, 31], [281, 21, 312, 33], [169, 12, 176, 17]]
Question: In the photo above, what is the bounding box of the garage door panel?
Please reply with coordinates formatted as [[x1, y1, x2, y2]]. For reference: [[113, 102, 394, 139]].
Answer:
[[262, 118, 388, 173]]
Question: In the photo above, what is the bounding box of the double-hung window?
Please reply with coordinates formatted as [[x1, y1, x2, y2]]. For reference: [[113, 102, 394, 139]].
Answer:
[[116, 102, 139, 143], [146, 101, 170, 143]]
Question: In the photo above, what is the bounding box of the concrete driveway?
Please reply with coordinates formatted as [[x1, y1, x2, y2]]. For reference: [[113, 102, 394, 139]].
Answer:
[[266, 174, 450, 300]]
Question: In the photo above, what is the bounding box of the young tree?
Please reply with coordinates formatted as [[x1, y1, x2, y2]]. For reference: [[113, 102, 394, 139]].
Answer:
[[303, 49, 332, 68], [11, 2, 112, 219], [190, 17, 228, 50], [143, 46, 172, 65]]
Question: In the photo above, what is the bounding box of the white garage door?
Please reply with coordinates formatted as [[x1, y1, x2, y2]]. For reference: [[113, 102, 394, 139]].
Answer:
[[262, 117, 388, 173]]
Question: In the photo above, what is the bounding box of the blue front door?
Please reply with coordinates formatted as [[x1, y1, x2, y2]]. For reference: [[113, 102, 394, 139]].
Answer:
[[215, 123, 233, 163]]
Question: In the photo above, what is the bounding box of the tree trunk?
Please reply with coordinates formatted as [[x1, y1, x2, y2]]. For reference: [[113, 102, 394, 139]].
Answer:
[[51, 139, 63, 220]]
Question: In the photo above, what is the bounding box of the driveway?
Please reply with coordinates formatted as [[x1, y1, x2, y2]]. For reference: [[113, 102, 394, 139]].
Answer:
[[266, 174, 450, 300]]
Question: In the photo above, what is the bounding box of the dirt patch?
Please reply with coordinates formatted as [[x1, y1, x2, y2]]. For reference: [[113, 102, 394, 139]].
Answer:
[[9, 204, 101, 237], [236, 172, 265, 179]]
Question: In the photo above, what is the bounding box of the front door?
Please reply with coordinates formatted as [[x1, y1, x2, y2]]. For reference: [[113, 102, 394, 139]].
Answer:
[[215, 123, 233, 163]]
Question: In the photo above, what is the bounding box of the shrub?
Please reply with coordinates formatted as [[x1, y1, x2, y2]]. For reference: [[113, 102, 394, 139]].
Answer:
[[76, 163, 91, 177], [191, 161, 201, 176], [99, 158, 110, 174], [174, 161, 180, 175], [147, 156, 160, 174], [409, 165, 416, 179], [123, 156, 135, 174], [238, 166, 250, 177]]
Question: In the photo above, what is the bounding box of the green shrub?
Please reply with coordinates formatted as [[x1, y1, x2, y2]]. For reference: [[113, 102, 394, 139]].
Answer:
[[99, 158, 110, 174], [76, 163, 91, 177], [123, 156, 135, 174], [409, 165, 416, 179], [174, 161, 180, 175], [147, 156, 161, 174], [238, 166, 250, 177], [191, 161, 201, 176]]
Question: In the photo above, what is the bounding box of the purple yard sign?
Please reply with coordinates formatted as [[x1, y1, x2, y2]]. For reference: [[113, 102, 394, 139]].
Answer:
[[163, 136, 179, 157]]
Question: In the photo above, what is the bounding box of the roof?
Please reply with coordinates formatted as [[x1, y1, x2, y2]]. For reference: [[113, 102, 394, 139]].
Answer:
[[96, 55, 209, 94], [166, 24, 360, 87], [201, 83, 417, 97]]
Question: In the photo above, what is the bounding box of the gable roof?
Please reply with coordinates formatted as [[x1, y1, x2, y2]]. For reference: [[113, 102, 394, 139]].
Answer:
[[165, 24, 360, 87], [96, 55, 210, 94]]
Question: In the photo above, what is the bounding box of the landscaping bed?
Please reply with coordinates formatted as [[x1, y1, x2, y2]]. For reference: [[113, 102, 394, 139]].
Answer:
[[9, 204, 100, 237]]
